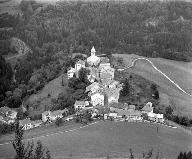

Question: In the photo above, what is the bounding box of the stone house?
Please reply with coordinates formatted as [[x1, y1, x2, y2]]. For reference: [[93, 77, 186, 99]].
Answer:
[[87, 74, 95, 83], [86, 82, 103, 94], [42, 109, 68, 122], [67, 67, 76, 79], [19, 119, 42, 131], [99, 57, 110, 69], [75, 60, 85, 71], [74, 101, 90, 111], [88, 89, 105, 107]]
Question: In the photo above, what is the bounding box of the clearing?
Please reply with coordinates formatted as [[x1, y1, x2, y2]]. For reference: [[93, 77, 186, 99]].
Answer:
[[112, 54, 192, 117]]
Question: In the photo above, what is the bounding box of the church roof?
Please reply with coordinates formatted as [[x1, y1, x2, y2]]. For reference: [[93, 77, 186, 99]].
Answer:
[[91, 46, 96, 54]]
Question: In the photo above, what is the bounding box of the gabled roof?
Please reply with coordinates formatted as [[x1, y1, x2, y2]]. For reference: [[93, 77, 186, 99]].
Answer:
[[106, 88, 120, 98], [19, 118, 32, 126], [109, 80, 119, 86], [101, 78, 113, 86], [88, 89, 105, 96], [100, 72, 112, 79], [128, 105, 136, 110], [100, 57, 109, 64], [75, 101, 89, 106], [110, 107, 141, 117], [141, 104, 153, 112], [86, 82, 103, 92], [51, 110, 64, 117], [89, 67, 99, 78]]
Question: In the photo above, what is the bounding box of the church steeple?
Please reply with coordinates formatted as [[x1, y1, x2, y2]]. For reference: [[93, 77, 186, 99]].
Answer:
[[91, 46, 96, 56]]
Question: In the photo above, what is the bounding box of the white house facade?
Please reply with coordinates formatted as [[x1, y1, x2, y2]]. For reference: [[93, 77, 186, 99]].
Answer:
[[67, 67, 76, 79], [90, 92, 104, 107], [75, 60, 85, 71]]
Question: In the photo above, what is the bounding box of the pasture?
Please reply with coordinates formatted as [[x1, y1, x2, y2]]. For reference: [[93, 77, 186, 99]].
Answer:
[[112, 54, 192, 117], [0, 121, 191, 159]]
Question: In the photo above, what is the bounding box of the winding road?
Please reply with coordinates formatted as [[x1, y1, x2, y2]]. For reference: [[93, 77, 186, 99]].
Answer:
[[121, 57, 192, 97]]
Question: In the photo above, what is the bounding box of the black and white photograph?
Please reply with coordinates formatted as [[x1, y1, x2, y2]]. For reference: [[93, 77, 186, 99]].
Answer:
[[0, 0, 192, 158]]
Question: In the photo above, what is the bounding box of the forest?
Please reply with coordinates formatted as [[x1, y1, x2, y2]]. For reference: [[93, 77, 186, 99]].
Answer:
[[0, 0, 192, 108]]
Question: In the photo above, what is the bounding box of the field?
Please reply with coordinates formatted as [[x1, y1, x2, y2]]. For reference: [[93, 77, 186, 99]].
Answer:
[[0, 121, 192, 159], [25, 74, 68, 117], [112, 54, 192, 117]]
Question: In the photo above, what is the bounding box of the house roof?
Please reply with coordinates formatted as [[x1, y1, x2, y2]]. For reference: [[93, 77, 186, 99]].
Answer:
[[128, 105, 135, 110], [106, 88, 120, 97], [32, 120, 42, 124], [110, 107, 141, 117], [89, 67, 99, 78], [101, 78, 113, 86], [89, 89, 105, 96], [109, 80, 119, 85], [86, 82, 103, 92], [100, 57, 109, 64], [75, 101, 89, 106], [19, 118, 32, 126], [100, 72, 112, 79], [141, 104, 153, 112], [51, 110, 64, 117]]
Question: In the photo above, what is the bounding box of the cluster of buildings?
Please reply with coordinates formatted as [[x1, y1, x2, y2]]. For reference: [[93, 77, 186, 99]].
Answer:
[[0, 106, 72, 131], [69, 47, 164, 124], [105, 102, 164, 123], [0, 47, 164, 132], [69, 46, 123, 111], [20, 108, 73, 131]]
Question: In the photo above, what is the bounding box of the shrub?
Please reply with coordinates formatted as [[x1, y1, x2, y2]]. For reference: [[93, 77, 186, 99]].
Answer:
[[55, 118, 63, 126], [30, 114, 42, 121]]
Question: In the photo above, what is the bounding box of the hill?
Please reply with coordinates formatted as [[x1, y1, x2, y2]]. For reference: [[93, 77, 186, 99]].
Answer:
[[112, 54, 192, 117], [0, 121, 192, 159], [0, 0, 22, 14], [24, 74, 68, 117]]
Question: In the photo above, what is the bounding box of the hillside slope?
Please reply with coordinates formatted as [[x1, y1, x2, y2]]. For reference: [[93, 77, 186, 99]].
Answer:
[[112, 54, 192, 117], [0, 121, 192, 159], [25, 74, 68, 116]]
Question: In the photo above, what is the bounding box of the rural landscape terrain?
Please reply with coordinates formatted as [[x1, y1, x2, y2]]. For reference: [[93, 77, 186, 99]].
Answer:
[[0, 0, 192, 159]]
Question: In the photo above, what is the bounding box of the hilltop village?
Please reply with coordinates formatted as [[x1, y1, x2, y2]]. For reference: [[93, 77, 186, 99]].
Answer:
[[0, 47, 165, 131]]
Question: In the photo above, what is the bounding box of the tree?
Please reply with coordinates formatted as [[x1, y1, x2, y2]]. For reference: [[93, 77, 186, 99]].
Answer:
[[0, 55, 13, 102], [12, 121, 25, 159], [12, 121, 52, 159], [78, 68, 90, 84], [17, 107, 24, 120], [120, 78, 130, 96], [55, 118, 63, 126], [178, 151, 192, 159], [151, 84, 159, 99]]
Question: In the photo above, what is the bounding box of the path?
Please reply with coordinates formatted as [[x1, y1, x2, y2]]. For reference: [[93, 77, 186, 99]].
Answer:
[[121, 57, 192, 97], [0, 121, 100, 147]]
